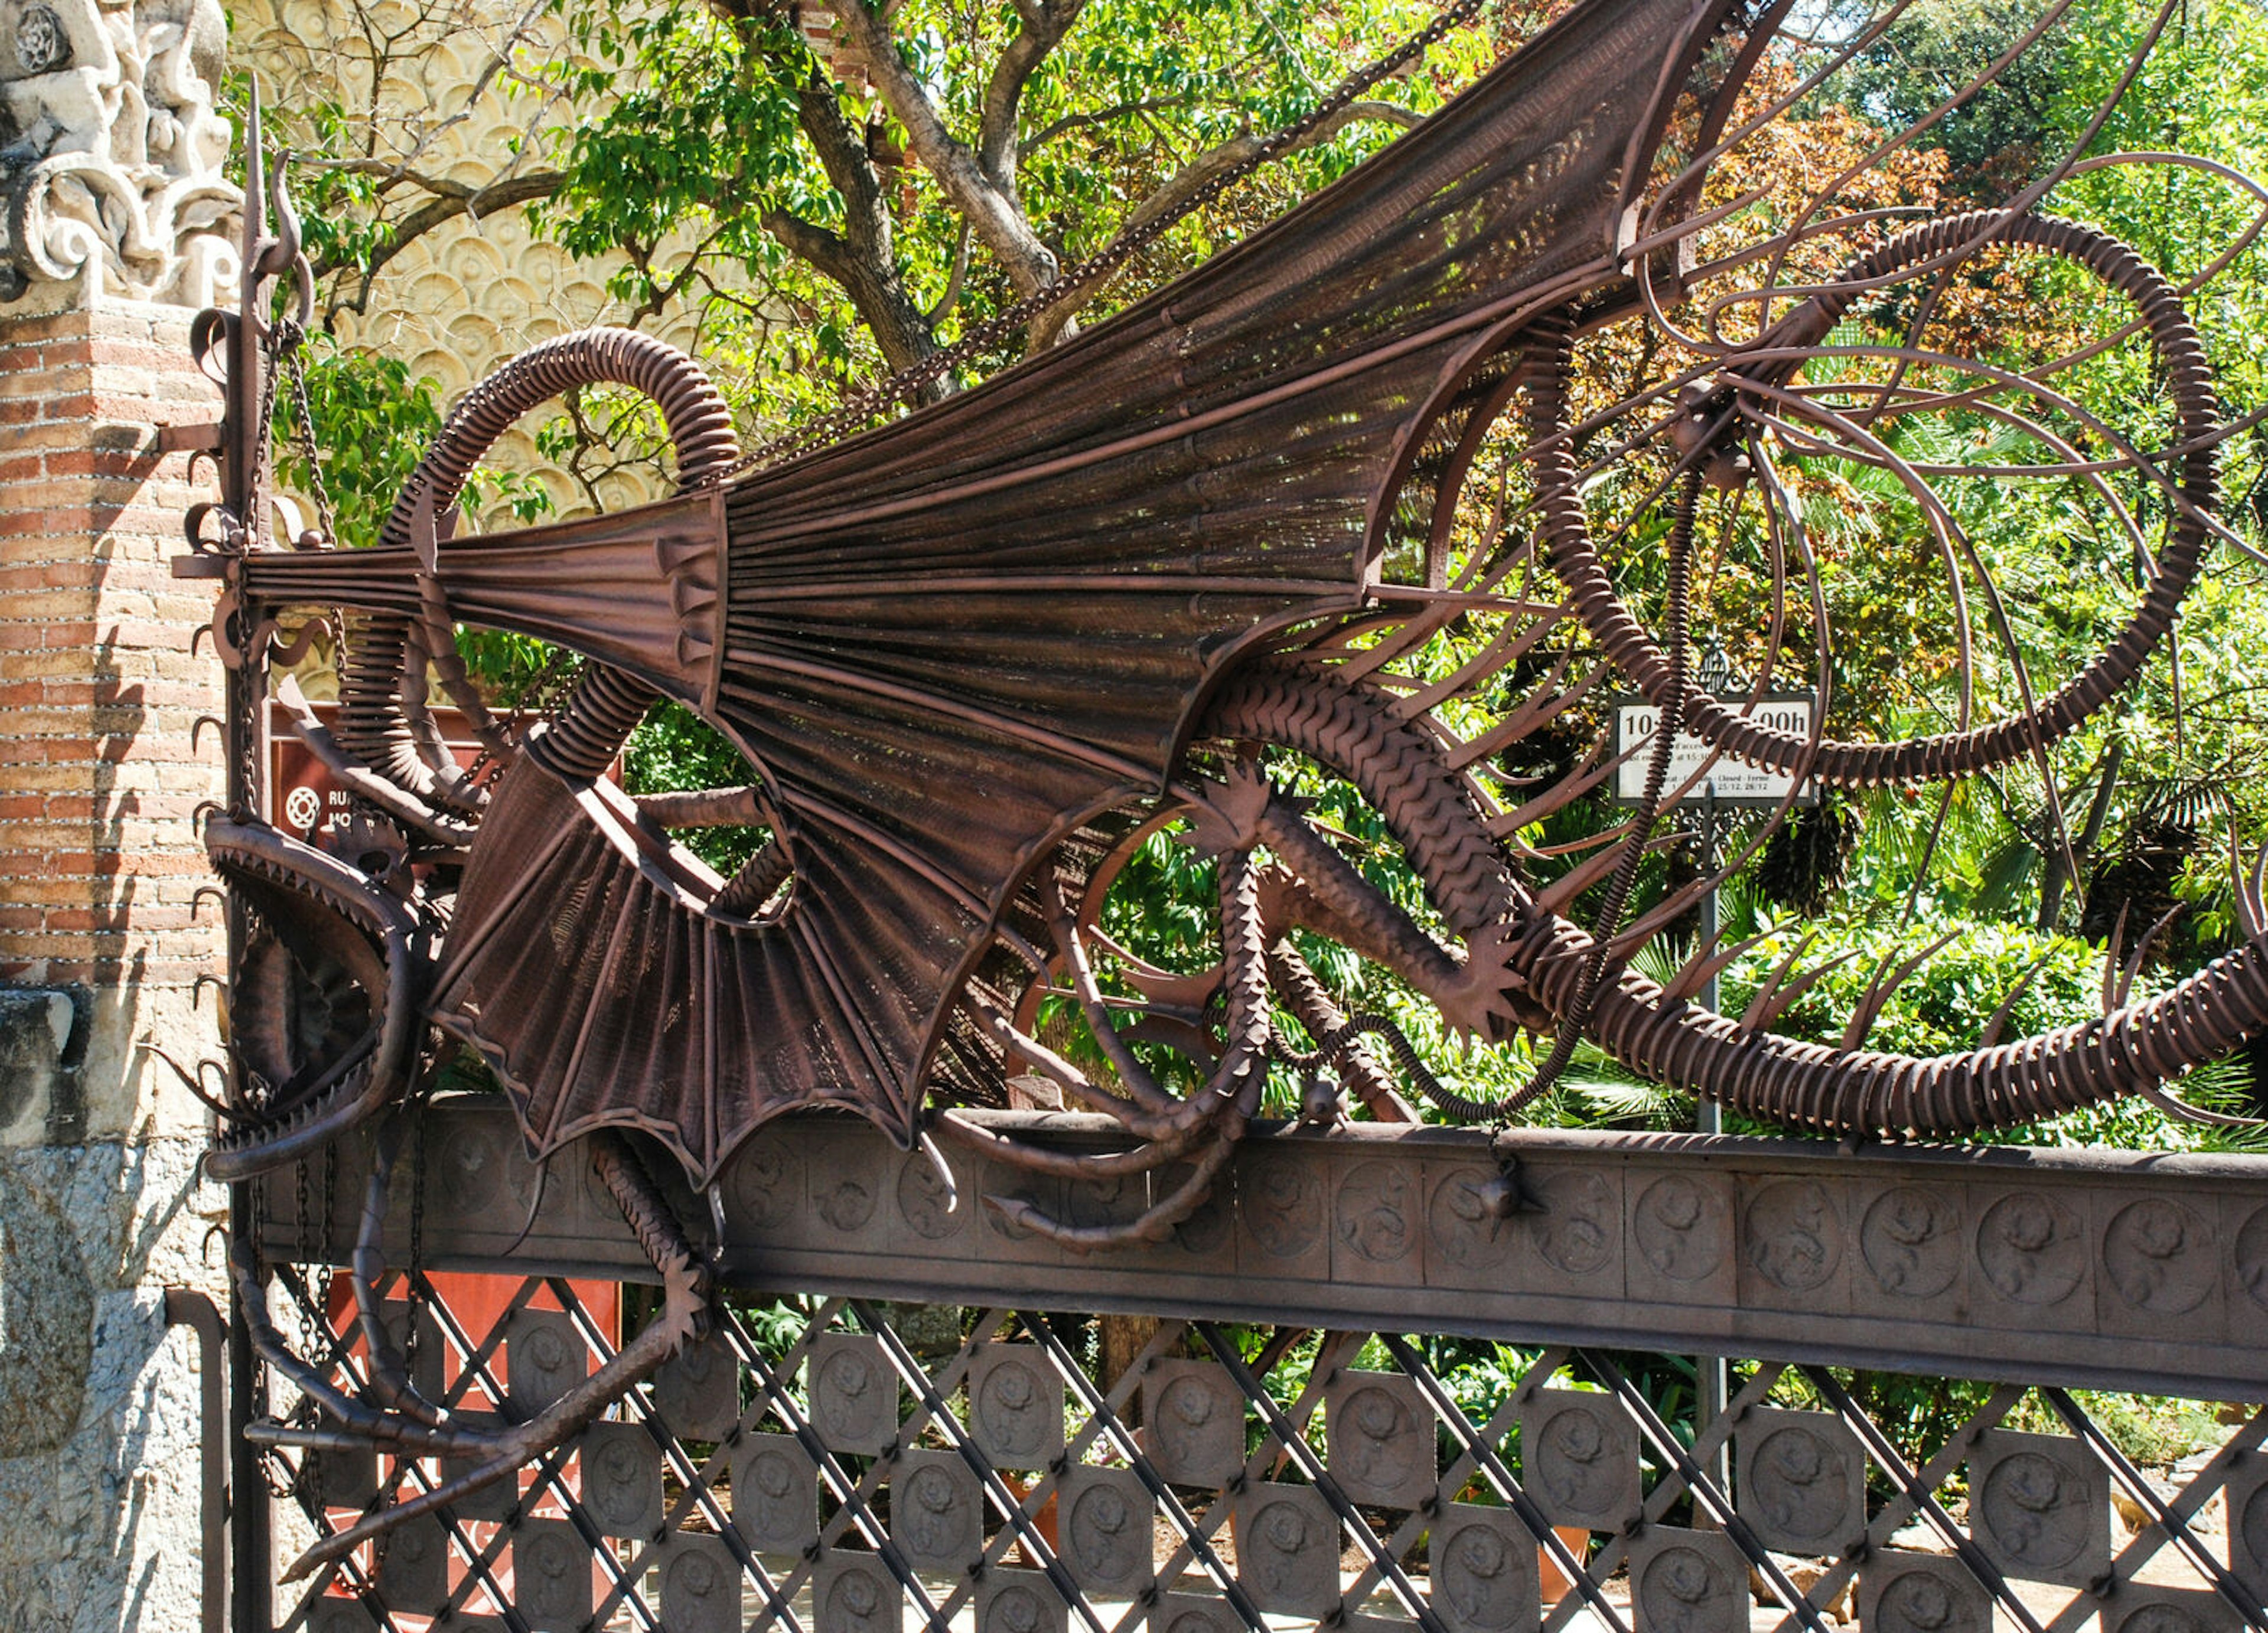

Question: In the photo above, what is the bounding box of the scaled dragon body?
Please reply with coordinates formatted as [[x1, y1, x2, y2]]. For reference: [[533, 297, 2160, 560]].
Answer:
[[179, 0, 2266, 1576]]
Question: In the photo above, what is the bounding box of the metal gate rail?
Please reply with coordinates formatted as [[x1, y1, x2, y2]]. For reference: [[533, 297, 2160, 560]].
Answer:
[[250, 1104, 2268, 1633]]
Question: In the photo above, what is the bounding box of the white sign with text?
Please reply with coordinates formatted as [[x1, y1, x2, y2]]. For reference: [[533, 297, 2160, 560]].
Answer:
[[1611, 693, 1817, 806]]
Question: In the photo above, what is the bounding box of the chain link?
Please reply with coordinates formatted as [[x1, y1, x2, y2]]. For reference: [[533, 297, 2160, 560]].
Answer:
[[278, 321, 340, 546], [709, 0, 1490, 481]]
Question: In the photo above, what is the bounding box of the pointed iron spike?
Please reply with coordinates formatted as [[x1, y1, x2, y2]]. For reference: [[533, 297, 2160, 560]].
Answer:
[[1745, 945, 1861, 1037], [1976, 957, 2049, 1051], [2136, 1080, 2265, 1130], [1530, 832, 1640, 919], [1840, 929, 1958, 1055], [2112, 903, 2184, 1013], [1658, 929, 1771, 1008], [2100, 898, 2133, 1019], [1490, 731, 1634, 835], [2247, 836, 2268, 938], [1450, 654, 1605, 772], [2224, 825, 2264, 941], [1737, 930, 1819, 1032], [1839, 948, 1903, 1055]]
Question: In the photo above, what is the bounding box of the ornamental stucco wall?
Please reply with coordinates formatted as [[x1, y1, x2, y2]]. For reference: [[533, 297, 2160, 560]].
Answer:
[[231, 0, 717, 522]]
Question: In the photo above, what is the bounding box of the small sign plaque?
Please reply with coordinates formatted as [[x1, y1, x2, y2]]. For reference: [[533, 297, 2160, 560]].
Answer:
[[268, 699, 487, 851], [1610, 692, 1817, 806]]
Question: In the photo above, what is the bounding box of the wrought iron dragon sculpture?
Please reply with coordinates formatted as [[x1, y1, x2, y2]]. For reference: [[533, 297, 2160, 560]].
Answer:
[[179, 0, 2267, 1577]]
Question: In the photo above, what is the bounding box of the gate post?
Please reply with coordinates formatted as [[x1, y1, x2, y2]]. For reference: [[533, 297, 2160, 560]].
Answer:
[[0, 6, 242, 1624]]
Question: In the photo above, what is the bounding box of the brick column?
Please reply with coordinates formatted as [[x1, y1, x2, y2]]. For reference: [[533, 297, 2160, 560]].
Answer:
[[0, 286, 232, 1627]]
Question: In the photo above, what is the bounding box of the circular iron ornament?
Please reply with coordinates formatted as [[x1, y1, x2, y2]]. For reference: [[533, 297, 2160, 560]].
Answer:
[[1430, 1504, 1539, 1633], [375, 1515, 448, 1613], [2107, 1592, 2244, 1633], [1631, 1530, 1749, 1633], [1429, 1165, 1514, 1270], [2235, 1207, 2268, 1314], [580, 1422, 663, 1536], [1237, 1483, 1339, 1616], [2103, 1198, 2214, 1315], [1736, 1410, 1864, 1556], [1063, 1471, 1153, 1593], [814, 1172, 878, 1234], [1523, 1390, 1640, 1531], [661, 1536, 744, 1633], [971, 1345, 1064, 1469], [897, 1150, 961, 1241], [731, 1432, 818, 1553], [1861, 1186, 1963, 1299], [893, 1451, 979, 1570], [507, 1310, 584, 1415], [1243, 1156, 1326, 1261], [2241, 1481, 2268, 1585], [1977, 1194, 2087, 1307], [728, 1139, 802, 1233], [1171, 1182, 1232, 1258], [978, 1572, 1067, 1633], [1328, 1371, 1435, 1510], [819, 1554, 900, 1633], [515, 1519, 594, 1631], [1533, 1169, 1616, 1276], [1337, 1159, 1418, 1264], [809, 1335, 897, 1455], [651, 1332, 740, 1439], [1969, 1431, 2109, 1588], [1859, 1553, 1992, 1633], [1145, 1360, 1244, 1488], [436, 1118, 507, 1215], [1153, 1596, 1239, 1633], [1634, 1175, 1721, 1283], [1744, 1179, 1840, 1294]]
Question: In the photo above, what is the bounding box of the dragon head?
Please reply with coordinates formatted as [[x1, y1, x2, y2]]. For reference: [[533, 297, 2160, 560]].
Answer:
[[201, 816, 426, 1181]]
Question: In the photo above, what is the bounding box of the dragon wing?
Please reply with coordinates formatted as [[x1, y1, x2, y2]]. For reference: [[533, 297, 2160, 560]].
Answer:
[[255, 0, 1740, 1181]]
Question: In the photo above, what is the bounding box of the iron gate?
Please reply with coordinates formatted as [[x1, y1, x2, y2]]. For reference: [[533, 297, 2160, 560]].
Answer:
[[243, 1105, 2268, 1633]]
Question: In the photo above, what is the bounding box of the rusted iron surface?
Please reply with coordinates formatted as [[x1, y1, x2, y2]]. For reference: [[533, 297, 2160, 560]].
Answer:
[[261, 1102, 2268, 1403], [246, 1233, 2268, 1633], [175, 0, 2268, 1580]]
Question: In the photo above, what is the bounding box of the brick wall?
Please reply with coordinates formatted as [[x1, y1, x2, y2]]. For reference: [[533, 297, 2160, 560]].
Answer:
[[0, 297, 226, 1132], [0, 291, 231, 1629]]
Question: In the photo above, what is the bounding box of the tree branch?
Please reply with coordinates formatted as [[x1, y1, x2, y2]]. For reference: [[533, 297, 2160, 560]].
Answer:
[[1026, 96, 1191, 153], [1119, 99, 1423, 236], [977, 0, 1086, 188], [820, 0, 1061, 299], [310, 169, 565, 291], [777, 74, 945, 393]]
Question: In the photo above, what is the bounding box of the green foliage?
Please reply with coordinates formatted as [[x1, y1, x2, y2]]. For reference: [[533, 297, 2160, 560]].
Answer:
[[623, 702, 770, 873], [269, 335, 553, 551]]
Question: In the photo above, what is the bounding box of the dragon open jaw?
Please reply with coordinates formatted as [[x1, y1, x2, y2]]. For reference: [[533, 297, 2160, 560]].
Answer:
[[201, 817, 425, 1181]]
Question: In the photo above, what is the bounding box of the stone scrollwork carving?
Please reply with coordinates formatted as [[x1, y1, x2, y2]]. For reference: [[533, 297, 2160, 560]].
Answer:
[[0, 0, 238, 303]]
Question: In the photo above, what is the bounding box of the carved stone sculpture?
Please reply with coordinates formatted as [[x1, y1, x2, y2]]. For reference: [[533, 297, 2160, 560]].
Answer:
[[0, 0, 237, 302]]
